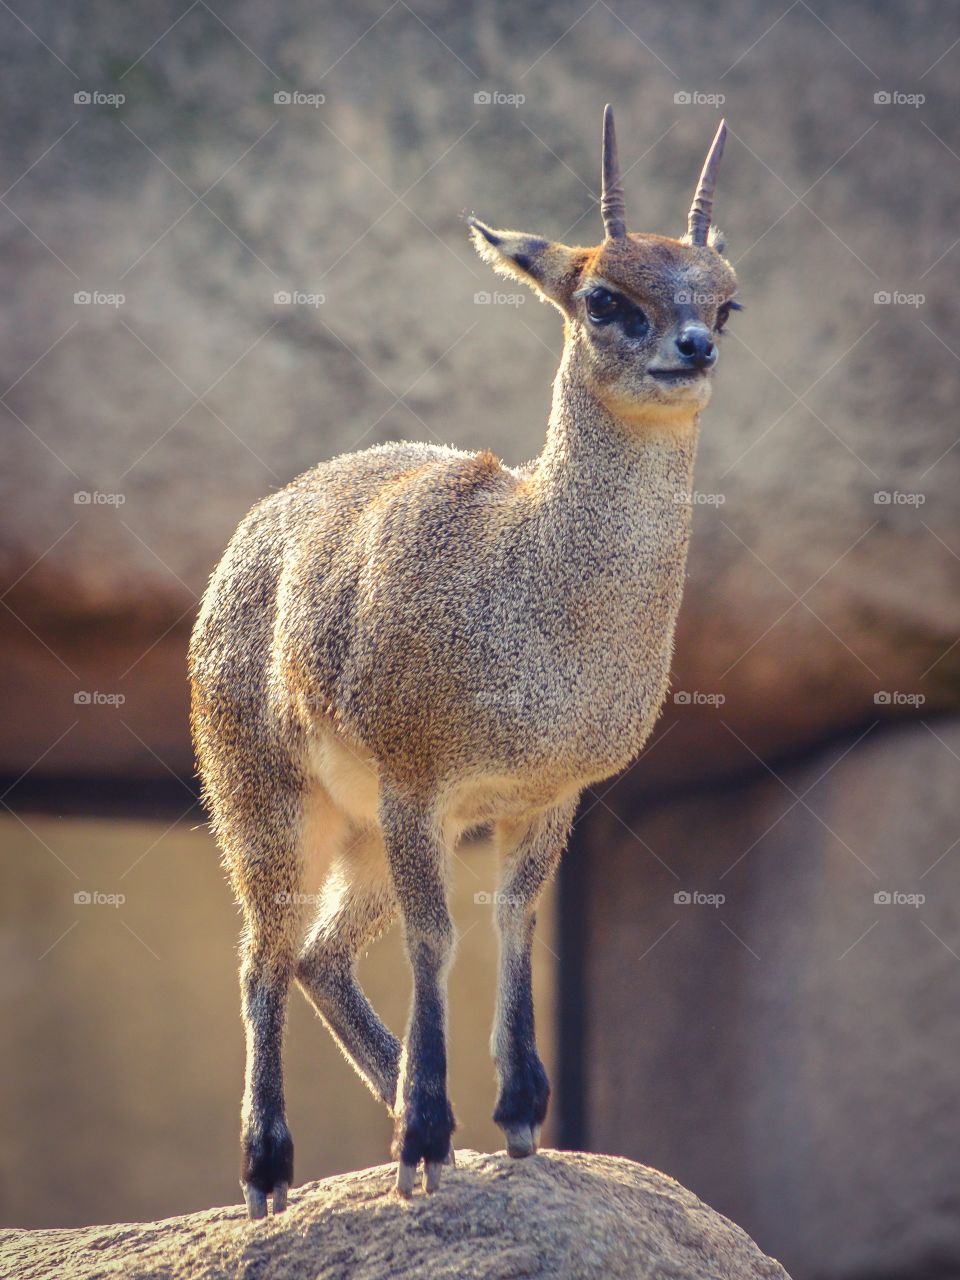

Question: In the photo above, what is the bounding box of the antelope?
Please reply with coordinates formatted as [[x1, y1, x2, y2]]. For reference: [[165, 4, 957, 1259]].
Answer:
[[189, 106, 739, 1216]]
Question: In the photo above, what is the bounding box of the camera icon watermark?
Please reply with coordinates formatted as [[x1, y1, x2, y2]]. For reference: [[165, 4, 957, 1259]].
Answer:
[[74, 490, 125, 506], [474, 290, 525, 307], [473, 90, 525, 107], [274, 90, 325, 107], [274, 289, 325, 307], [873, 490, 925, 506], [674, 889, 725, 907], [74, 90, 125, 108], [74, 690, 126, 706], [874, 890, 924, 907], [473, 890, 521, 906], [74, 889, 126, 907], [74, 290, 125, 309], [673, 690, 726, 706], [674, 90, 725, 107], [674, 490, 726, 506], [873, 690, 925, 707]]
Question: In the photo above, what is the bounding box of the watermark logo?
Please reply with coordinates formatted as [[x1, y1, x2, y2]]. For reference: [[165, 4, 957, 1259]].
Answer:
[[474, 90, 525, 107], [475, 689, 525, 709], [873, 490, 925, 506], [74, 490, 125, 506], [74, 691, 126, 706], [674, 490, 725, 506], [274, 90, 325, 107], [473, 890, 522, 906], [74, 890, 126, 907], [673, 690, 726, 706], [674, 90, 725, 108], [474, 290, 525, 308], [874, 890, 925, 907], [274, 289, 325, 307], [674, 890, 725, 907], [674, 289, 727, 305], [873, 290, 924, 307], [275, 891, 322, 905], [74, 90, 125, 108], [74, 290, 125, 308], [874, 90, 924, 108], [874, 690, 926, 707]]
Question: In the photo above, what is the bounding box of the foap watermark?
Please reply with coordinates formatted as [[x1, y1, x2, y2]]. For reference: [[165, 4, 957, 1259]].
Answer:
[[74, 889, 126, 907], [274, 90, 325, 107], [474, 290, 525, 308], [874, 890, 925, 908], [473, 890, 522, 906], [673, 690, 726, 707], [874, 490, 925, 506], [674, 91, 725, 108], [474, 90, 525, 107], [475, 688, 525, 709], [74, 691, 126, 706], [74, 290, 125, 308], [275, 891, 323, 906], [74, 490, 125, 506], [874, 290, 924, 307], [74, 90, 125, 108], [274, 289, 325, 307], [674, 289, 726, 305], [874, 690, 926, 707], [674, 490, 725, 506], [874, 90, 925, 108], [674, 890, 725, 907]]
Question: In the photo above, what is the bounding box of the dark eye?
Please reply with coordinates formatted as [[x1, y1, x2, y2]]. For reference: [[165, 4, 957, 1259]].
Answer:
[[586, 287, 621, 322], [585, 287, 649, 338]]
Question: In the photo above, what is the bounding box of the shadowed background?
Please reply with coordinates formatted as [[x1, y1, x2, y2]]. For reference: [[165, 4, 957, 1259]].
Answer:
[[1, 2, 958, 1277]]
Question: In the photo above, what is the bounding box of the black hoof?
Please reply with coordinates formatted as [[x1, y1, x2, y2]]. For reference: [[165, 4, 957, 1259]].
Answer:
[[494, 1056, 550, 1147], [241, 1119, 293, 1219], [392, 1092, 455, 1171]]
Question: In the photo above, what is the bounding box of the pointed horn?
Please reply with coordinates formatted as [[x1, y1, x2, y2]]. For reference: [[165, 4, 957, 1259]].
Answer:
[[687, 118, 727, 247], [601, 104, 627, 240]]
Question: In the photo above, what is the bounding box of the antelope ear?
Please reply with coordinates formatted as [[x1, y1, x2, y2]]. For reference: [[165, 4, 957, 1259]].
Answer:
[[466, 217, 586, 313]]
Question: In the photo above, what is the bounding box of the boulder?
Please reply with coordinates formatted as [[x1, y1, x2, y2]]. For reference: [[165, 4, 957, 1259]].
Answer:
[[0, 1148, 790, 1280]]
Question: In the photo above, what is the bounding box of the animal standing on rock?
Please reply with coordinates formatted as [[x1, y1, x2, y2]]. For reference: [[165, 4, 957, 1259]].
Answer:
[[189, 105, 739, 1217]]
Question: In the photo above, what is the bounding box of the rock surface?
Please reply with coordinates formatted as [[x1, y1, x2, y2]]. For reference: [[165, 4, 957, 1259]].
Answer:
[[0, 1149, 790, 1280]]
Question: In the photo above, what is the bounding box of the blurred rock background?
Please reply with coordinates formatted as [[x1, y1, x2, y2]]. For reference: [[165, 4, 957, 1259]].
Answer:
[[1, 2, 958, 1277]]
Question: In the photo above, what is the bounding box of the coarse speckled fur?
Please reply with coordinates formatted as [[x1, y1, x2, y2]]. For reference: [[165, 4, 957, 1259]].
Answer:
[[188, 111, 739, 1214]]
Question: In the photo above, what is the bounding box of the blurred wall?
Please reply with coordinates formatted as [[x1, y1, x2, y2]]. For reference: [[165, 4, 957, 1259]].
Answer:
[[2, 0, 956, 784], [0, 812, 556, 1228], [1, 2, 959, 1275]]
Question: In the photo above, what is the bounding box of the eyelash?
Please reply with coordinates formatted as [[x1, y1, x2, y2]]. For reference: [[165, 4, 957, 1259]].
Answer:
[[716, 299, 743, 332]]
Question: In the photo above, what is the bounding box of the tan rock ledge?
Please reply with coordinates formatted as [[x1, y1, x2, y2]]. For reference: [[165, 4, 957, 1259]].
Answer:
[[0, 1148, 791, 1280]]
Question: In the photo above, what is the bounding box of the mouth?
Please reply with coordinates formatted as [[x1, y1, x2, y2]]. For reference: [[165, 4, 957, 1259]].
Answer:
[[648, 367, 708, 382]]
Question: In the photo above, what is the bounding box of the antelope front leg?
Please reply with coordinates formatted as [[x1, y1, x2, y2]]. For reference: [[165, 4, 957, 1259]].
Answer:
[[380, 788, 456, 1195], [492, 800, 577, 1157]]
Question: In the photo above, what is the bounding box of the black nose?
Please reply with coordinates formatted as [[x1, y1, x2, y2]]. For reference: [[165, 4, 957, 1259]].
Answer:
[[675, 323, 716, 369]]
